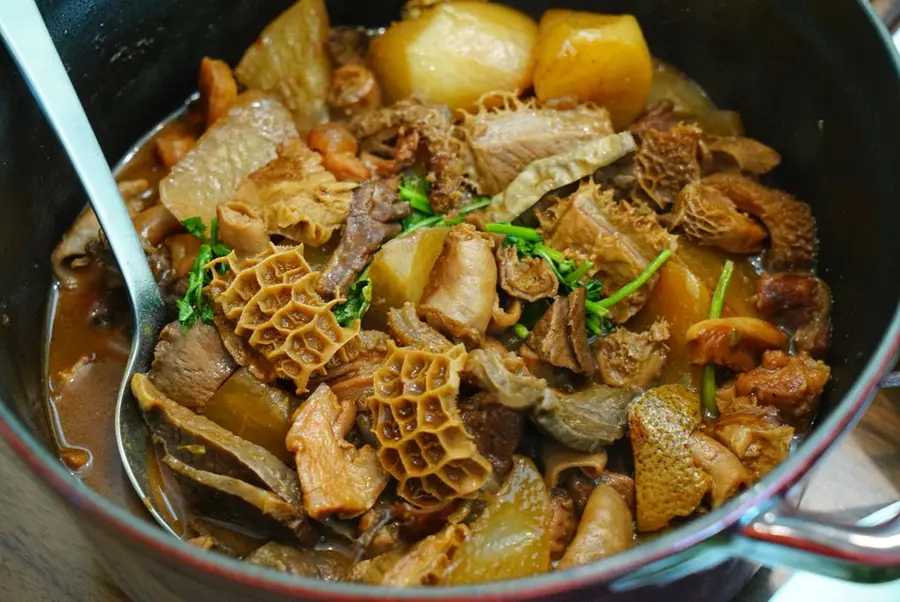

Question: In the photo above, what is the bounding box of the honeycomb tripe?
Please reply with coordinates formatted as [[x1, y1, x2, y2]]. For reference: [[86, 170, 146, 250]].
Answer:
[[370, 342, 491, 508], [207, 244, 359, 394]]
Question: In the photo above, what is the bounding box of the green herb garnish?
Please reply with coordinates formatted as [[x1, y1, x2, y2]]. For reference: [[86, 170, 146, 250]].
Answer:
[[701, 259, 735, 420], [512, 323, 530, 339], [333, 267, 373, 327], [399, 197, 491, 237], [175, 217, 231, 328], [398, 173, 434, 215]]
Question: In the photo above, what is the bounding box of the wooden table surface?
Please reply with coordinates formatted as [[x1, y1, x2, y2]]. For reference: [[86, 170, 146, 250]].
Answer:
[[2, 387, 899, 602]]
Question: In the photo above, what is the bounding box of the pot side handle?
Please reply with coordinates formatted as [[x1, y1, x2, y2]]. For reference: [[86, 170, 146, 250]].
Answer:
[[733, 370, 900, 583]]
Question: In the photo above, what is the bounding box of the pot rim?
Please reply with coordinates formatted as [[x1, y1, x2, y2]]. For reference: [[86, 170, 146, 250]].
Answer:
[[3, 3, 900, 600]]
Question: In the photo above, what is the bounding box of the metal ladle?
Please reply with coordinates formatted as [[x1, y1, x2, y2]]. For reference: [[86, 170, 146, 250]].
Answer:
[[0, 1, 176, 535]]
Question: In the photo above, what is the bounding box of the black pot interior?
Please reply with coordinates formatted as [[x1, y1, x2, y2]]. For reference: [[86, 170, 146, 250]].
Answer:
[[1, 0, 898, 501]]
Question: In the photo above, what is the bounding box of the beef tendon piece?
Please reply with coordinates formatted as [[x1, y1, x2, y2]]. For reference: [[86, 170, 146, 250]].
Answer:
[[735, 350, 830, 421], [755, 273, 832, 357], [704, 172, 817, 271], [246, 542, 349, 581], [534, 385, 637, 452], [459, 95, 613, 196], [635, 124, 702, 209], [547, 488, 577, 562], [540, 183, 676, 322], [525, 288, 597, 376], [688, 432, 750, 509], [155, 131, 197, 169], [629, 384, 710, 532], [328, 65, 382, 119], [387, 302, 453, 354], [370, 342, 491, 508], [495, 244, 558, 303], [541, 439, 608, 488], [287, 384, 389, 519], [597, 471, 635, 515], [207, 244, 359, 394], [667, 182, 768, 254], [216, 201, 269, 257], [686, 317, 788, 372], [317, 179, 411, 299], [233, 140, 357, 247], [147, 321, 237, 410], [381, 523, 469, 586], [557, 483, 634, 569], [418, 224, 498, 346], [596, 319, 671, 390], [131, 373, 302, 508], [463, 348, 548, 410]]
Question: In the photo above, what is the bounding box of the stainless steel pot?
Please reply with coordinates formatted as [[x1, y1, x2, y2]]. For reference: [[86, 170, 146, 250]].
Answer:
[[1, 1, 900, 600]]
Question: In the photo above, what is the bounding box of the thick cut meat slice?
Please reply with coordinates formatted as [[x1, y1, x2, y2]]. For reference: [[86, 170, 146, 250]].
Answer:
[[540, 184, 676, 322], [309, 330, 391, 411], [148, 321, 237, 409], [596, 319, 670, 390], [755, 273, 832, 357], [460, 97, 613, 196], [556, 484, 634, 569], [704, 172, 817, 271], [418, 224, 498, 345], [635, 124, 702, 209], [155, 132, 197, 169], [686, 317, 789, 372], [317, 179, 411, 299], [735, 350, 830, 421], [286, 384, 389, 519], [495, 244, 558, 302], [526, 288, 596, 376], [629, 385, 710, 532], [458, 392, 524, 482], [199, 57, 238, 128], [534, 385, 637, 452], [667, 182, 768, 254], [132, 373, 302, 508]]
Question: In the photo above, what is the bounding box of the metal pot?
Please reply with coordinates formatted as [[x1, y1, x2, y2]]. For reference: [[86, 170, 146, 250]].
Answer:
[[1, 1, 900, 600]]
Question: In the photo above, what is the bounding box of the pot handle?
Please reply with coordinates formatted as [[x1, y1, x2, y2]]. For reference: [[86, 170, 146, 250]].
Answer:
[[733, 371, 900, 583]]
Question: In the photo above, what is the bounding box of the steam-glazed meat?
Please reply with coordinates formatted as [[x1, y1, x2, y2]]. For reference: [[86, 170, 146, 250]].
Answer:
[[635, 124, 702, 209], [287, 384, 389, 519], [460, 97, 613, 196], [629, 100, 679, 134], [458, 392, 524, 480], [418, 224, 498, 345], [667, 182, 768, 254], [540, 184, 676, 322], [735, 350, 830, 421], [525, 288, 597, 376], [148, 321, 237, 409], [755, 273, 832, 357], [495, 244, 558, 303], [702, 136, 781, 175], [350, 99, 474, 213], [704, 172, 817, 271], [686, 317, 789, 372], [317, 179, 411, 299], [596, 319, 670, 389], [547, 488, 577, 561], [387, 303, 453, 353]]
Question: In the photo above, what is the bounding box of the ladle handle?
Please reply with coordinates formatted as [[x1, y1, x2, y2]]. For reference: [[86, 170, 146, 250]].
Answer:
[[0, 1, 163, 316]]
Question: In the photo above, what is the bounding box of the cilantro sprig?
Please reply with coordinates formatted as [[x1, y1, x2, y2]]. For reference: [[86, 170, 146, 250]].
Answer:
[[175, 217, 231, 328], [333, 266, 373, 327], [397, 173, 491, 238]]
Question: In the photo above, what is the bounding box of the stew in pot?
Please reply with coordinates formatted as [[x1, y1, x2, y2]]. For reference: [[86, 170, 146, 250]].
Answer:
[[45, 0, 833, 586]]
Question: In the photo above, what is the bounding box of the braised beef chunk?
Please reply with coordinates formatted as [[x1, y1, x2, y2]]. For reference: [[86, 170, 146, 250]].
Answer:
[[317, 180, 411, 299], [596, 320, 670, 390], [148, 321, 237, 409], [526, 288, 597, 376], [628, 100, 679, 134], [755, 273, 832, 357], [495, 244, 558, 303], [458, 392, 524, 480], [547, 488, 577, 561], [735, 350, 830, 421]]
